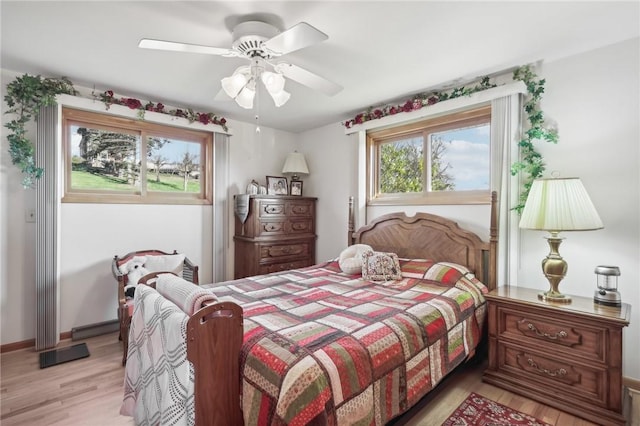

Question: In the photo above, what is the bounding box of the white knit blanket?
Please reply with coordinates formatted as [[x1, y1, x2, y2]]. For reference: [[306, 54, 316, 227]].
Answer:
[[120, 284, 194, 426], [156, 273, 217, 315]]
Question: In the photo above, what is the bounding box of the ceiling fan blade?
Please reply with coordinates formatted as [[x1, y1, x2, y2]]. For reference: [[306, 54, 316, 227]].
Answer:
[[275, 62, 342, 96], [263, 22, 328, 56], [138, 39, 239, 57]]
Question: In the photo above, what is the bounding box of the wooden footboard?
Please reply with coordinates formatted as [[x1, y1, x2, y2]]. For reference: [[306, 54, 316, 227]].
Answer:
[[187, 301, 244, 426]]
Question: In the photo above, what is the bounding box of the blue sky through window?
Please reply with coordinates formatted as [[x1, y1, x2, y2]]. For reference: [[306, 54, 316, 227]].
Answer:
[[434, 124, 490, 190]]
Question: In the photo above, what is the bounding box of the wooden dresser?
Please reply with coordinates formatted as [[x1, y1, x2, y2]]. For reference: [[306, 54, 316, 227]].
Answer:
[[233, 195, 317, 279], [483, 286, 631, 426]]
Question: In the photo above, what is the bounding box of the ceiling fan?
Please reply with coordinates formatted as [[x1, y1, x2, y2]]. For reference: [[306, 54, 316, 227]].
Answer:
[[139, 20, 343, 108]]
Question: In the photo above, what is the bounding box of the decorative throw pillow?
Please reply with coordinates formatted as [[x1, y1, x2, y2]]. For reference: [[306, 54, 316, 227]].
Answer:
[[144, 253, 186, 275], [338, 244, 373, 275], [361, 251, 402, 281]]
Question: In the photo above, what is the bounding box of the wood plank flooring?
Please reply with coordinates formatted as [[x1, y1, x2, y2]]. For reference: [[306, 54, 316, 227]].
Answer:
[[0, 332, 598, 426]]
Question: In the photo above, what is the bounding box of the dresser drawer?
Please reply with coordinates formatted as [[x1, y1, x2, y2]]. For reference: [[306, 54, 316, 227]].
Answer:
[[497, 342, 608, 408], [259, 259, 311, 275], [258, 200, 314, 218], [260, 242, 311, 261], [257, 219, 314, 237], [496, 306, 606, 363]]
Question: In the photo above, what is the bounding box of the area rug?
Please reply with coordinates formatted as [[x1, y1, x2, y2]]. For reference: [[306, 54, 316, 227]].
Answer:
[[441, 392, 552, 426]]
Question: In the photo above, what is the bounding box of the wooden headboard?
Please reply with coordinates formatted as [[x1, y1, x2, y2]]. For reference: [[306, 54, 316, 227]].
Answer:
[[349, 192, 498, 290]]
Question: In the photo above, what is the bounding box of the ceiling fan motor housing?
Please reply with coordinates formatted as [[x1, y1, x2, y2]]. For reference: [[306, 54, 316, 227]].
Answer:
[[232, 21, 280, 58]]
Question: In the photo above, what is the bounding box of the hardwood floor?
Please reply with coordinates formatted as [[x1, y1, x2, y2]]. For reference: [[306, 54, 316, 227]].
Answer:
[[0, 332, 598, 426]]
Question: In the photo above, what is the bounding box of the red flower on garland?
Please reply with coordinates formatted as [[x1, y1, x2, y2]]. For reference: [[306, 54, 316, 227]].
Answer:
[[97, 90, 228, 132], [342, 75, 496, 128], [197, 113, 210, 125], [123, 98, 142, 110]]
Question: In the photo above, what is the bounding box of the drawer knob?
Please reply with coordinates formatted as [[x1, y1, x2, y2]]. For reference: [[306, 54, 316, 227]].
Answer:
[[527, 323, 568, 340], [527, 358, 567, 377]]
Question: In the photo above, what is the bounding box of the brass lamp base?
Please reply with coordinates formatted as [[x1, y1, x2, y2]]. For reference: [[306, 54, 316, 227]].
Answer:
[[538, 232, 571, 304], [538, 290, 572, 303]]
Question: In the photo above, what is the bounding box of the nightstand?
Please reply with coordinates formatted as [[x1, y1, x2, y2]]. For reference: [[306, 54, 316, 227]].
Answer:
[[483, 286, 631, 426]]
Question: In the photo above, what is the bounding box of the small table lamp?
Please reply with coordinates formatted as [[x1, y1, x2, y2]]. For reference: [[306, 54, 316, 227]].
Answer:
[[282, 152, 309, 181], [519, 177, 603, 303]]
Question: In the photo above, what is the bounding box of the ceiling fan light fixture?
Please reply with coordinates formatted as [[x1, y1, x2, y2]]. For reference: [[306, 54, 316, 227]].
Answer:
[[261, 71, 290, 107], [235, 85, 256, 109], [221, 66, 250, 98], [270, 89, 291, 107], [261, 71, 286, 93]]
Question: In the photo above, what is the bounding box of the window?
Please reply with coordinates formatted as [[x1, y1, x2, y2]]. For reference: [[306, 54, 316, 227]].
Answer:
[[62, 108, 212, 204], [367, 105, 491, 205]]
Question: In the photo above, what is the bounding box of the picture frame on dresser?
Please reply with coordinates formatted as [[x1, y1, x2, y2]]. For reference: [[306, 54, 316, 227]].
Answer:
[[266, 176, 288, 195], [290, 180, 303, 196]]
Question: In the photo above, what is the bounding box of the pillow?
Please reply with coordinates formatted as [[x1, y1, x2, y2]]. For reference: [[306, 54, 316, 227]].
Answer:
[[399, 258, 471, 285], [338, 244, 373, 274], [422, 261, 470, 285], [361, 251, 402, 281], [400, 259, 436, 278], [144, 253, 186, 275]]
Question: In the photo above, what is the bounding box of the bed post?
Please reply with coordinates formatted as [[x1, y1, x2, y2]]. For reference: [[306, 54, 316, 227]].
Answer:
[[347, 196, 355, 246], [187, 302, 244, 426], [489, 191, 498, 291]]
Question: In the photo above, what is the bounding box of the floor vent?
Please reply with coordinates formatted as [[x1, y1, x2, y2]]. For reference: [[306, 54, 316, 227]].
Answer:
[[71, 320, 119, 341]]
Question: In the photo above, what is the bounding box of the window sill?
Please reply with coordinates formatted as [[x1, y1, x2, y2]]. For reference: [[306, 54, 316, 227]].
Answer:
[[368, 190, 491, 206]]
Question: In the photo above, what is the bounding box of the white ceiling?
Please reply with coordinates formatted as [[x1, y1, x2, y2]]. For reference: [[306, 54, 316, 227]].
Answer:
[[2, 1, 638, 133]]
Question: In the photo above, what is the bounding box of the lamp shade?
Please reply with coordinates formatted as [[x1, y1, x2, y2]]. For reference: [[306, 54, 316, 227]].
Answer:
[[282, 152, 309, 176], [519, 177, 603, 231]]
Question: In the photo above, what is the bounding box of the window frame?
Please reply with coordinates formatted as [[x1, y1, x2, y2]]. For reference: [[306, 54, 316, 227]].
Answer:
[[366, 105, 491, 206], [62, 107, 213, 205]]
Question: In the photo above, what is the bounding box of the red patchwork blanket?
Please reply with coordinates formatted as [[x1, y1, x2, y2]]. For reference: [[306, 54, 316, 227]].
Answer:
[[204, 259, 488, 425]]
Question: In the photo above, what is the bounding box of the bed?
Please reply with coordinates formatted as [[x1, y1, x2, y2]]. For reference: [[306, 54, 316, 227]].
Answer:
[[122, 193, 497, 425]]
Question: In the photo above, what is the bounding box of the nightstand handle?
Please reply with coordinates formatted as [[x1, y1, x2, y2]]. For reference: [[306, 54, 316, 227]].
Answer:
[[527, 358, 567, 377], [527, 323, 568, 340]]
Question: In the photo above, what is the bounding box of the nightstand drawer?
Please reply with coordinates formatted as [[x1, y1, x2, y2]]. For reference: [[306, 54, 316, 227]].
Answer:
[[497, 307, 606, 363], [497, 342, 608, 408]]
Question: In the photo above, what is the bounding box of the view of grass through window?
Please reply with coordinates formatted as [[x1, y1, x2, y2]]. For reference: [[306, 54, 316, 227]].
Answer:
[[70, 126, 201, 194]]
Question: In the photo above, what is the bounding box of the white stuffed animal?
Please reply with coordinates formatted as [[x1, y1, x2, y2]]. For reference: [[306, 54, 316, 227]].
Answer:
[[119, 256, 150, 298]]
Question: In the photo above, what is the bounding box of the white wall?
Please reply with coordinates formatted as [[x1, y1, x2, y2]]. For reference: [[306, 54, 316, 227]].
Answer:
[[0, 68, 298, 344], [1, 71, 37, 344], [301, 38, 640, 379], [520, 38, 640, 379]]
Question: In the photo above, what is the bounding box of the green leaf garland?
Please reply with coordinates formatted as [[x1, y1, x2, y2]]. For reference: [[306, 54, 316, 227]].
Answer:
[[343, 65, 556, 214], [511, 65, 558, 213], [4, 74, 228, 188]]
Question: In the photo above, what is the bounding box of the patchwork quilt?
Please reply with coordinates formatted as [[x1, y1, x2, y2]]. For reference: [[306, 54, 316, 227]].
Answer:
[[204, 259, 488, 425]]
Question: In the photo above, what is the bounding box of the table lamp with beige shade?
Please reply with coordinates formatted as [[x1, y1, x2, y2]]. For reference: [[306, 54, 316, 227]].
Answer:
[[519, 176, 604, 303]]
